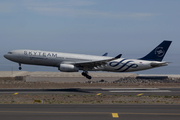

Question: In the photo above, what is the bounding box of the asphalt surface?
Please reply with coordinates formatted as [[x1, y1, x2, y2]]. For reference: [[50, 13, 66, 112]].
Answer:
[[0, 104, 180, 120], [0, 88, 180, 96]]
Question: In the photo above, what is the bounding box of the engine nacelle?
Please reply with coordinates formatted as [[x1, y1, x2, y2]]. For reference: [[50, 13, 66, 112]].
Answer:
[[59, 64, 79, 72]]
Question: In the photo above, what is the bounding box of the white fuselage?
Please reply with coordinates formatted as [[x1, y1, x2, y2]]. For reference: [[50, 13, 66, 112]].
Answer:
[[4, 49, 167, 72]]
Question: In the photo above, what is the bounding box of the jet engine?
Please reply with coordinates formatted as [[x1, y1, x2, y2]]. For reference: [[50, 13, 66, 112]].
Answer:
[[59, 64, 79, 72]]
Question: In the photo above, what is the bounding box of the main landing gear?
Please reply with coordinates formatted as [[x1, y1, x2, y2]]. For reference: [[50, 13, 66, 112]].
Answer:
[[19, 63, 22, 70], [82, 71, 92, 79]]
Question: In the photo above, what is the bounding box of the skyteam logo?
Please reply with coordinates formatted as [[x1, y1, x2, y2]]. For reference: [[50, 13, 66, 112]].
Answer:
[[155, 47, 165, 57], [109, 59, 138, 72]]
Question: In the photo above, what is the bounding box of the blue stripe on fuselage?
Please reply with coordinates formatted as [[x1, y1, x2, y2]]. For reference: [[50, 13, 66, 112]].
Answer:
[[109, 59, 138, 72]]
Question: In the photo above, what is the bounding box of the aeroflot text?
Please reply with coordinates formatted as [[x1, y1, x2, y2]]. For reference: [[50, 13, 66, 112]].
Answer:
[[24, 51, 57, 58]]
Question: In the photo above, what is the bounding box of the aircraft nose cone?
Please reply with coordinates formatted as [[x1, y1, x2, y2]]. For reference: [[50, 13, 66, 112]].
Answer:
[[4, 54, 8, 59]]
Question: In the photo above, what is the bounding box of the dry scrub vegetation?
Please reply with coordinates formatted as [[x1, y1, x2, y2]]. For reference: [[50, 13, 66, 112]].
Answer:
[[0, 94, 180, 104]]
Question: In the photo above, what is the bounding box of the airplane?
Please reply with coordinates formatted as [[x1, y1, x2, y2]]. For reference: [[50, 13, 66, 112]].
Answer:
[[4, 40, 172, 79]]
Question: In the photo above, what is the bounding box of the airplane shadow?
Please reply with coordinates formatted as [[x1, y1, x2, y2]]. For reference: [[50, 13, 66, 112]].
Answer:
[[0, 88, 92, 93], [41, 88, 92, 93]]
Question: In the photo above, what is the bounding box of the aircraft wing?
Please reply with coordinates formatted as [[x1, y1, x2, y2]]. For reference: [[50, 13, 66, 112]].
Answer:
[[74, 54, 122, 69]]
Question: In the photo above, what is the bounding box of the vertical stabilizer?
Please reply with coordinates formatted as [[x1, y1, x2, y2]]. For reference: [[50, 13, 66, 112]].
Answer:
[[140, 40, 172, 61]]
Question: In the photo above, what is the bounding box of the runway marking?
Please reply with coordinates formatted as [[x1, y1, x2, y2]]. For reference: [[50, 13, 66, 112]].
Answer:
[[137, 93, 143, 96], [34, 99, 43, 103], [0, 111, 180, 116], [14, 93, 18, 95], [112, 113, 119, 118]]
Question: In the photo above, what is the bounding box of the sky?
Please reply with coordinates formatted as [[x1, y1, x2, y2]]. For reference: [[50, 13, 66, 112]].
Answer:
[[0, 0, 180, 74]]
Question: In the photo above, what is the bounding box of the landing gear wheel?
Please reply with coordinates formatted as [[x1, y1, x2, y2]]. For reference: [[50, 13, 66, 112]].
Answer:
[[81, 72, 92, 79], [86, 75, 92, 79], [82, 72, 87, 77], [19, 67, 22, 70], [19, 63, 22, 70]]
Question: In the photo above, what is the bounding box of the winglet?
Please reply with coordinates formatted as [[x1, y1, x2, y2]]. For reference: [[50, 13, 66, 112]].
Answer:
[[115, 54, 122, 59], [102, 52, 108, 56]]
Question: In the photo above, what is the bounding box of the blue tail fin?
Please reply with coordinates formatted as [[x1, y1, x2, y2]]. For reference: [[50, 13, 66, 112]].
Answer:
[[140, 40, 172, 61]]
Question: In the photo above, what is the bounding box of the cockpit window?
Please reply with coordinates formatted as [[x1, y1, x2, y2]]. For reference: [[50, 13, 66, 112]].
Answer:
[[8, 52, 13, 54]]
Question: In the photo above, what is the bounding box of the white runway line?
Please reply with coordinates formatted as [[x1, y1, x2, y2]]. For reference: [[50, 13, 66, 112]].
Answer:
[[102, 88, 159, 90], [102, 88, 171, 92], [109, 90, 171, 92]]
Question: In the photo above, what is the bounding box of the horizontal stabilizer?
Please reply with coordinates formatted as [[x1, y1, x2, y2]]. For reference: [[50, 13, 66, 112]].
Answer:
[[150, 62, 169, 67]]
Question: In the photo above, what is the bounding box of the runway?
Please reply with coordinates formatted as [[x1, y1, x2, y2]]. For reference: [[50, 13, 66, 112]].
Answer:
[[0, 104, 180, 120], [0, 88, 180, 96]]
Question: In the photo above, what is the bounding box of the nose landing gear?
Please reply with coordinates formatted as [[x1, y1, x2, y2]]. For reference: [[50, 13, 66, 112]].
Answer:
[[19, 63, 22, 70], [82, 71, 92, 79]]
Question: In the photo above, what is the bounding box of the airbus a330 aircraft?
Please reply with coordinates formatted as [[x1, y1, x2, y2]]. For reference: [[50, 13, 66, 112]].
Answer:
[[4, 40, 172, 79]]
